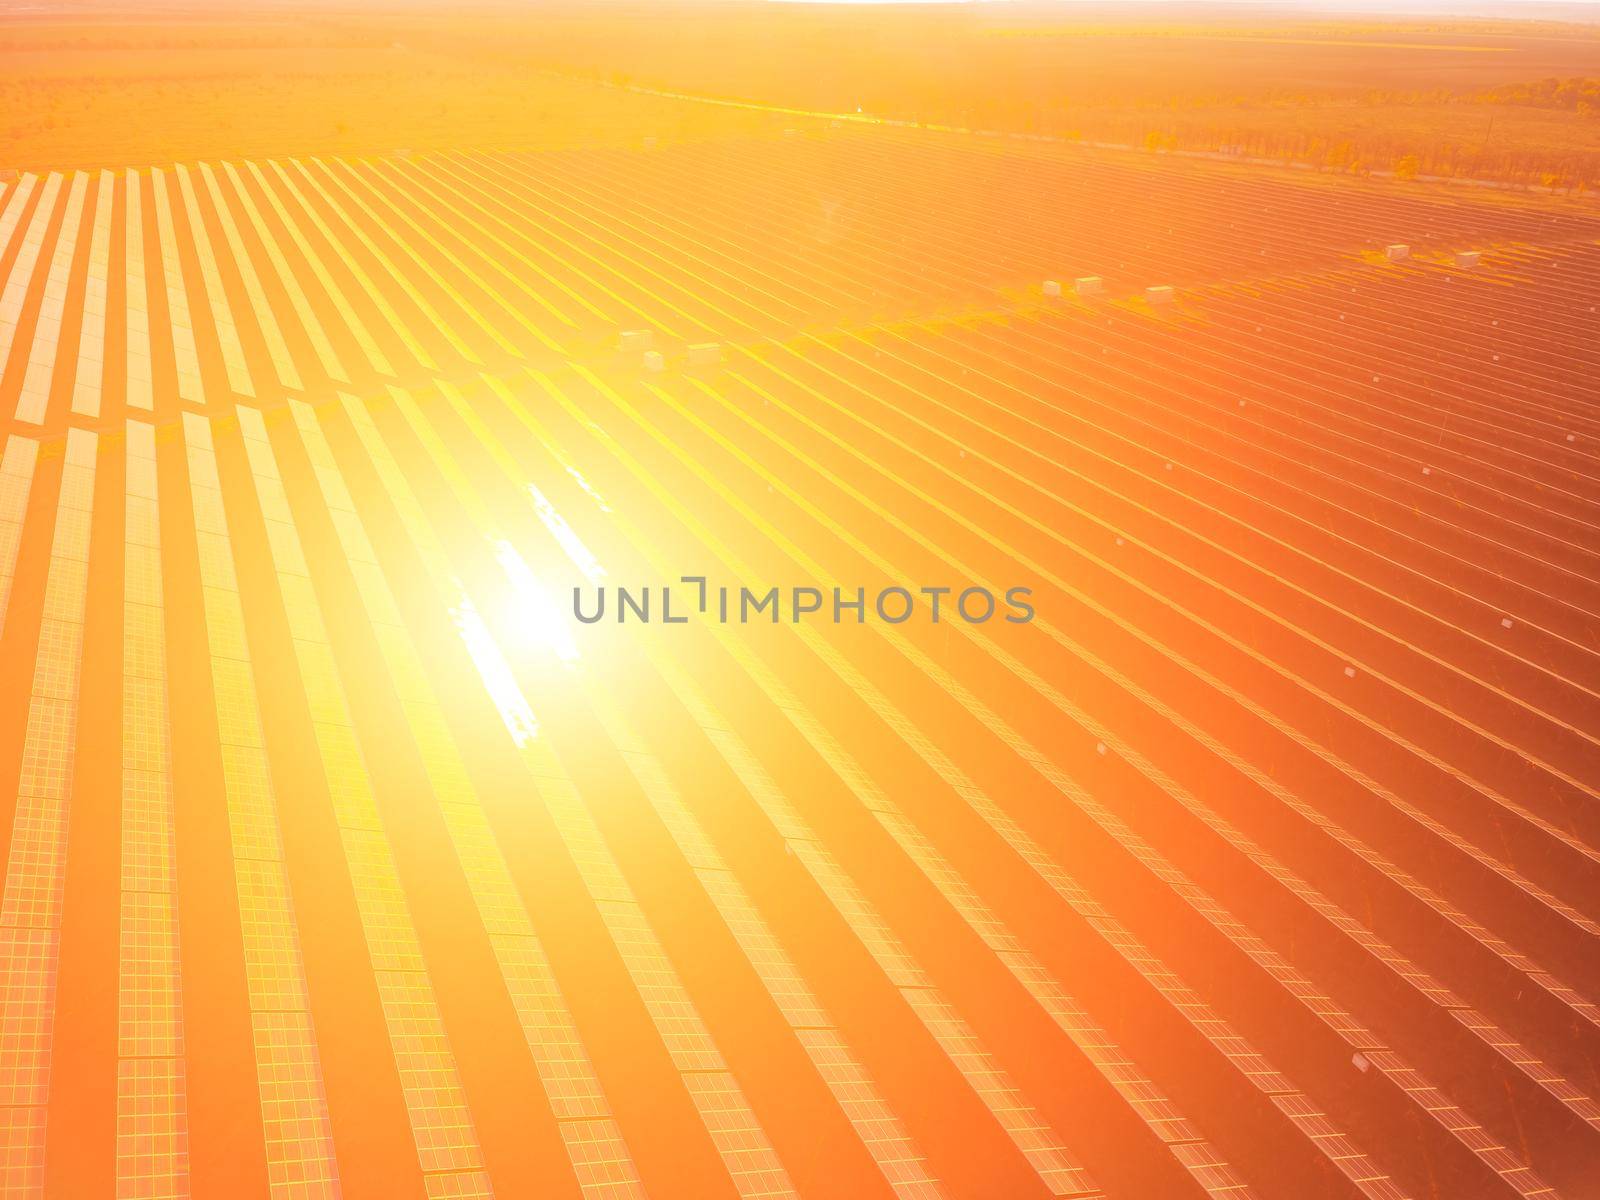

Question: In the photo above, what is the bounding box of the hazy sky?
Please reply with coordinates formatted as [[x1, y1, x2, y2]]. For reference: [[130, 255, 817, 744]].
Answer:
[[765, 0, 1600, 6]]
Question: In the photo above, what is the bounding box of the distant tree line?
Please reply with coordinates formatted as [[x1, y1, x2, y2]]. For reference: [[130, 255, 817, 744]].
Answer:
[[1476, 77, 1600, 116]]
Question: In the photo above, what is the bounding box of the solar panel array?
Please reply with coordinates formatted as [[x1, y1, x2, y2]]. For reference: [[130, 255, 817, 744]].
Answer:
[[0, 127, 1597, 1200]]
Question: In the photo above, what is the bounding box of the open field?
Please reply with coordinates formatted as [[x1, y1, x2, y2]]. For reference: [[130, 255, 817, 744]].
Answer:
[[2, 5, 1600, 1200], [0, 25, 770, 168], [489, 3, 1600, 186], [4, 5, 1600, 185]]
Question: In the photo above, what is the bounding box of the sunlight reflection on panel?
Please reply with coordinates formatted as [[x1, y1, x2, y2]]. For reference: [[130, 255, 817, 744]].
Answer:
[[450, 595, 540, 747], [527, 485, 606, 586]]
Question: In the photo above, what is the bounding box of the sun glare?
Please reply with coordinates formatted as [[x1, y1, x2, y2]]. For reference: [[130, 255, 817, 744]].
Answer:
[[494, 538, 582, 664]]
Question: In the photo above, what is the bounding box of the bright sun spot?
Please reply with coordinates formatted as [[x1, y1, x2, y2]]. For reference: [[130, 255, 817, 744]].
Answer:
[[494, 539, 581, 664]]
